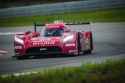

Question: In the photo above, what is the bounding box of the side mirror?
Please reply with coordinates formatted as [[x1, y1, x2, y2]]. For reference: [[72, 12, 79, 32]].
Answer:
[[64, 28, 70, 32], [25, 31, 31, 35], [32, 32, 40, 37]]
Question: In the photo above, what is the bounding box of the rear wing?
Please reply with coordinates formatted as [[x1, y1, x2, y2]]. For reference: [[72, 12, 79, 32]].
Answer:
[[34, 22, 90, 32], [66, 22, 90, 25], [34, 23, 44, 32]]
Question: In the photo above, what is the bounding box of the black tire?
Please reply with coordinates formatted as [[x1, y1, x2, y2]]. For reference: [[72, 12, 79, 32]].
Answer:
[[15, 55, 28, 60], [84, 32, 93, 54], [77, 32, 81, 56], [90, 32, 93, 51], [84, 50, 92, 54], [16, 56, 24, 60]]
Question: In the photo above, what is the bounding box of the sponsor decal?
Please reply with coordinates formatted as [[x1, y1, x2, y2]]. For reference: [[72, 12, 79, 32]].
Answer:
[[32, 40, 55, 46], [65, 43, 75, 47]]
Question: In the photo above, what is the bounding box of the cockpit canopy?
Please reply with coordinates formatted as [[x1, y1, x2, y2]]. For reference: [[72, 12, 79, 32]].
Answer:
[[44, 28, 64, 37], [41, 23, 70, 37]]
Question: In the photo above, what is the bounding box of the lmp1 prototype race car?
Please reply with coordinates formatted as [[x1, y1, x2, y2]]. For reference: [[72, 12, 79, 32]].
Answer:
[[14, 21, 93, 59]]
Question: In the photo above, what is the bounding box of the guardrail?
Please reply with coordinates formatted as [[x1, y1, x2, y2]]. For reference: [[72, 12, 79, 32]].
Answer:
[[0, 0, 125, 18]]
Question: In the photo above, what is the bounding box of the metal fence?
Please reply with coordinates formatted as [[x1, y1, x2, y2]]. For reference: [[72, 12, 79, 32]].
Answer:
[[0, 0, 125, 18]]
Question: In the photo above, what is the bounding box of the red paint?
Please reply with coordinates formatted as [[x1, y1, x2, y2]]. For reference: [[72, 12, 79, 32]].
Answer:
[[14, 22, 93, 56]]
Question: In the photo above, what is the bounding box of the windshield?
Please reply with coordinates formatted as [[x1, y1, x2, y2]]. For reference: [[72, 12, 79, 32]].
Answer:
[[43, 28, 64, 37]]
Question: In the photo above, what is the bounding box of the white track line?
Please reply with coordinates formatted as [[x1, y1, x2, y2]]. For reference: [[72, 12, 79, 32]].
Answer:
[[0, 50, 8, 54], [0, 32, 23, 35], [0, 54, 3, 56]]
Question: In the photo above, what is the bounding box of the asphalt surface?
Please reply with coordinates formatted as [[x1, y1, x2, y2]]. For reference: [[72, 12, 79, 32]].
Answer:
[[0, 0, 125, 18], [0, 22, 125, 74]]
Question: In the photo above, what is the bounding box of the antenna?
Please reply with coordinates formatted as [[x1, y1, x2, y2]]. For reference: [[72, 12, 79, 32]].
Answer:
[[34, 22, 37, 32]]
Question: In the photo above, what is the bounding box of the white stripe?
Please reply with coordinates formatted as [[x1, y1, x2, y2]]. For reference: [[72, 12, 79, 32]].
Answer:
[[63, 35, 74, 42], [0, 32, 23, 35], [1, 71, 38, 78], [0, 50, 8, 54]]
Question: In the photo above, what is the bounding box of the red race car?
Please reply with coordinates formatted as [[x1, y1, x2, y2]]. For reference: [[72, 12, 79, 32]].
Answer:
[[14, 22, 93, 59]]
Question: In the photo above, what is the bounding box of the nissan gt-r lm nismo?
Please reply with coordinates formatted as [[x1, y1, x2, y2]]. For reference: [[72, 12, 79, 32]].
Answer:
[[14, 22, 93, 59]]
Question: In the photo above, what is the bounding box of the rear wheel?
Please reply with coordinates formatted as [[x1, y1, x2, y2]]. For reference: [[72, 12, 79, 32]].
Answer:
[[76, 32, 82, 56], [84, 32, 93, 54], [90, 32, 93, 51]]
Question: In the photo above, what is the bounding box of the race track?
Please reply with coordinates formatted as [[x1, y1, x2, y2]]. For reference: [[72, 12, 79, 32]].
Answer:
[[0, 22, 125, 74], [0, 0, 125, 18]]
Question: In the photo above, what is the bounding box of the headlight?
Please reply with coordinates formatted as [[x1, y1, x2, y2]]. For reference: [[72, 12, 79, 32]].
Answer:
[[15, 46, 23, 49], [15, 36, 24, 45], [63, 35, 74, 43]]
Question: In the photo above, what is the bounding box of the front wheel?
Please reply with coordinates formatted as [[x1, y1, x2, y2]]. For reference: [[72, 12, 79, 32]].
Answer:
[[16, 56, 24, 60], [14, 54, 28, 60], [83, 50, 92, 54]]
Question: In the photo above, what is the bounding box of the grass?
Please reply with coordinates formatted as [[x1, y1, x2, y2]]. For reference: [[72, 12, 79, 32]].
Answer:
[[0, 8, 125, 27], [0, 59, 125, 83]]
